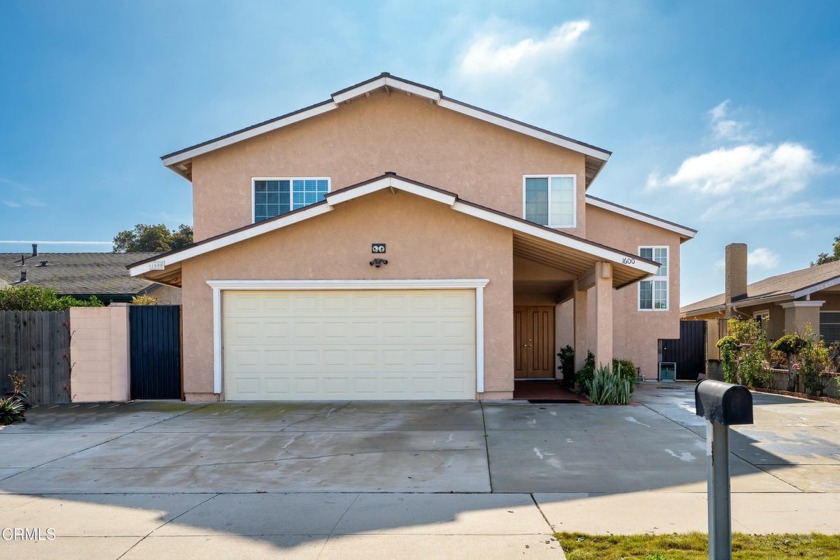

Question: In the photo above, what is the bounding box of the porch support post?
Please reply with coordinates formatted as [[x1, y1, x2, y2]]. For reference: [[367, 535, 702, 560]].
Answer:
[[593, 261, 613, 368], [573, 280, 588, 372]]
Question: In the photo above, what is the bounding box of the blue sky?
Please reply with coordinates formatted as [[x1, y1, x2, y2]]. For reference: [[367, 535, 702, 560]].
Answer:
[[1, 0, 839, 305]]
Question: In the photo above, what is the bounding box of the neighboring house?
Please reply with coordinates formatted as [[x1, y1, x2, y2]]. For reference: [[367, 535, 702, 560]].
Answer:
[[131, 73, 695, 402], [0, 248, 181, 305], [682, 243, 840, 347]]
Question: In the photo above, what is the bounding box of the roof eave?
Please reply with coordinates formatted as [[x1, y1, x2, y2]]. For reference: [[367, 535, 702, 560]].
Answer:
[[131, 174, 658, 287], [159, 72, 612, 182], [586, 196, 697, 240]]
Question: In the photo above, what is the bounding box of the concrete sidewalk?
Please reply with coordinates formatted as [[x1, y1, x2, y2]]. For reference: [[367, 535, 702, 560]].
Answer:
[[0, 383, 838, 559]]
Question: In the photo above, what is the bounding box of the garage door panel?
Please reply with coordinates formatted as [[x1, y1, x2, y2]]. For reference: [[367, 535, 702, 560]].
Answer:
[[264, 378, 290, 395], [223, 289, 476, 400], [264, 349, 289, 366]]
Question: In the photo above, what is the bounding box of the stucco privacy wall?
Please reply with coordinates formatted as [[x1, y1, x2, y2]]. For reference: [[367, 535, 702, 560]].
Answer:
[[181, 189, 514, 401], [69, 306, 130, 402], [190, 90, 588, 242], [584, 205, 683, 378]]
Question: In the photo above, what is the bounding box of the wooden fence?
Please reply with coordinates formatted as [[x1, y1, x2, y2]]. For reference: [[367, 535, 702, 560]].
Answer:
[[0, 310, 71, 404]]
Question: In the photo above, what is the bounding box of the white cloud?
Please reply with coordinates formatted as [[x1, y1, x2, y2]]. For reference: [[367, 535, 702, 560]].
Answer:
[[647, 142, 826, 198], [698, 198, 734, 221], [748, 248, 780, 270], [712, 247, 780, 271], [708, 100, 754, 143], [458, 20, 590, 78]]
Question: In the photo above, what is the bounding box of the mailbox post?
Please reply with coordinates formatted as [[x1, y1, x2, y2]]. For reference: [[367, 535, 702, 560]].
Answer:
[[695, 380, 754, 560]]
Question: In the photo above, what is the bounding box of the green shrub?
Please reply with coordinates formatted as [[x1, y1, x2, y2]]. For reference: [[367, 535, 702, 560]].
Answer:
[[716, 319, 772, 387], [0, 397, 25, 425], [586, 365, 633, 405], [717, 335, 740, 383], [0, 285, 103, 311], [772, 334, 808, 356], [612, 358, 637, 382], [798, 325, 832, 396], [575, 351, 596, 396], [557, 345, 575, 389]]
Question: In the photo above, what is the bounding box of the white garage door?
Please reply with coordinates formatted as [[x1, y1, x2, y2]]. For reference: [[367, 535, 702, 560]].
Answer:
[[222, 290, 476, 400]]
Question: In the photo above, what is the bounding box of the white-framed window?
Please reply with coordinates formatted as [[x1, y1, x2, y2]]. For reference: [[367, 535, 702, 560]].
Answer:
[[253, 177, 330, 222], [523, 175, 576, 227], [639, 246, 668, 311]]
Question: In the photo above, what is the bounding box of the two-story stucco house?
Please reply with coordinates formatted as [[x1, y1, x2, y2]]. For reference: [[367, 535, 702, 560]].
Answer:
[[130, 73, 695, 402]]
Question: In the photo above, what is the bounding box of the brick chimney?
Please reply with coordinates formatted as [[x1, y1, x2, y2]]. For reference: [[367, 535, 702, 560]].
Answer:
[[724, 243, 748, 316]]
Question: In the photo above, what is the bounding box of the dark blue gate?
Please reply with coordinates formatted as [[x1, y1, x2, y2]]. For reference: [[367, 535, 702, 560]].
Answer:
[[661, 320, 707, 380], [130, 305, 181, 399]]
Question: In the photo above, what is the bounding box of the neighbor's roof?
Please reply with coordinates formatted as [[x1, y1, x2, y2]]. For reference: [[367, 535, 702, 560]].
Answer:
[[681, 259, 840, 316], [0, 252, 162, 297], [130, 172, 660, 290], [161, 72, 612, 188]]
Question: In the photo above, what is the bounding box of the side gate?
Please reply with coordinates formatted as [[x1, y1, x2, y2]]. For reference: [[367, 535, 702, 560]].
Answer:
[[0, 310, 71, 405], [661, 320, 707, 381], [129, 305, 182, 400]]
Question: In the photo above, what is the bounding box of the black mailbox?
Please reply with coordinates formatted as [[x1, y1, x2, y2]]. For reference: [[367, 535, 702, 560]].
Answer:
[[695, 380, 753, 425]]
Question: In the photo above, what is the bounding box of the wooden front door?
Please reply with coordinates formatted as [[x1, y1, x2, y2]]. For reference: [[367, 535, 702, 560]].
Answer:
[[514, 306, 556, 378]]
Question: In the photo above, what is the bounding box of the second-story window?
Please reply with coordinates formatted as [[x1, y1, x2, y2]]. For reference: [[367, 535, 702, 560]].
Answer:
[[523, 175, 576, 227], [253, 178, 329, 222], [639, 246, 668, 310]]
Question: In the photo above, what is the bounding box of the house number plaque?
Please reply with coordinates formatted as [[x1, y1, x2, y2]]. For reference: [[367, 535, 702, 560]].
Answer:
[[371, 243, 386, 254]]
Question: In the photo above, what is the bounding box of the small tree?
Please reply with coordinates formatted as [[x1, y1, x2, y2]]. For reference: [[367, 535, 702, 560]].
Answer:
[[716, 318, 772, 387], [798, 324, 832, 396], [772, 334, 808, 391], [812, 235, 840, 266]]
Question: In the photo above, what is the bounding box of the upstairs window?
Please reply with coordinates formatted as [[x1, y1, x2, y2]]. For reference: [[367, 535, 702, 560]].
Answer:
[[639, 246, 669, 311], [253, 178, 329, 222], [523, 175, 576, 227]]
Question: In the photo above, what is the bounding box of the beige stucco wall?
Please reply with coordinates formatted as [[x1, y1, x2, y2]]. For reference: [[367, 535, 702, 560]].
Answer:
[[181, 189, 514, 401], [69, 306, 130, 402], [190, 90, 588, 242], [585, 205, 683, 378]]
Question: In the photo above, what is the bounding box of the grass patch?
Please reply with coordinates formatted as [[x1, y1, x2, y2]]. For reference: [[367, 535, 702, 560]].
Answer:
[[556, 532, 840, 559]]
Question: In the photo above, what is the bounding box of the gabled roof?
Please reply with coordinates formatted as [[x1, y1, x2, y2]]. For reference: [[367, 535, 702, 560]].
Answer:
[[681, 259, 840, 316], [161, 72, 612, 188], [0, 252, 162, 299], [586, 196, 697, 241], [130, 173, 659, 289]]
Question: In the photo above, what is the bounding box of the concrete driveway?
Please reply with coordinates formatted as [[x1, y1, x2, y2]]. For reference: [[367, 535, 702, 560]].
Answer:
[[1, 383, 838, 559]]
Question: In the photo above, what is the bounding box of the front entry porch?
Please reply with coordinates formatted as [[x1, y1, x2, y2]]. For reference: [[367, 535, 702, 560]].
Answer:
[[512, 379, 588, 403]]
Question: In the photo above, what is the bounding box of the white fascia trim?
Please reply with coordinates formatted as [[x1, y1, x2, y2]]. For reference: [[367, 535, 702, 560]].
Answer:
[[162, 102, 338, 167], [586, 197, 696, 239], [452, 202, 659, 275], [438, 98, 610, 161], [207, 278, 490, 396], [128, 203, 333, 277], [207, 278, 489, 290], [779, 300, 826, 309], [212, 285, 222, 393], [792, 277, 840, 299], [475, 284, 485, 394], [332, 76, 442, 104], [326, 176, 456, 207]]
